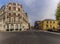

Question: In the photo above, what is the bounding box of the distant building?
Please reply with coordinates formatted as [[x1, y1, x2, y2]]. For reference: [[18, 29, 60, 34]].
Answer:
[[0, 2, 29, 31], [42, 19, 59, 31], [34, 19, 59, 31], [34, 21, 42, 30]]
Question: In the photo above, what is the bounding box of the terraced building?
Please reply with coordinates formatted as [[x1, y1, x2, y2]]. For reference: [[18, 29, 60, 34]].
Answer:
[[34, 19, 59, 31]]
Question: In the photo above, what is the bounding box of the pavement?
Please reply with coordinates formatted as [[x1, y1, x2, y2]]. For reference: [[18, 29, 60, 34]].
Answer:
[[0, 30, 60, 44]]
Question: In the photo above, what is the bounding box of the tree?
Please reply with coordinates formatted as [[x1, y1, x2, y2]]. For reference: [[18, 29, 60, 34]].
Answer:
[[56, 2, 60, 20], [56, 2, 60, 28]]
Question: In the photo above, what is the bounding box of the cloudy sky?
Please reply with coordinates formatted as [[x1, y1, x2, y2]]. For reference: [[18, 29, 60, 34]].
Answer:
[[0, 0, 60, 26]]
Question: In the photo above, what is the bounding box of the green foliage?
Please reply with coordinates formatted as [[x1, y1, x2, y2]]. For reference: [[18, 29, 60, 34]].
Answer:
[[56, 2, 60, 20]]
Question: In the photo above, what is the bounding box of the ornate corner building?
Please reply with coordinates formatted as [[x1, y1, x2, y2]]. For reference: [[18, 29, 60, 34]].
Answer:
[[0, 2, 29, 31]]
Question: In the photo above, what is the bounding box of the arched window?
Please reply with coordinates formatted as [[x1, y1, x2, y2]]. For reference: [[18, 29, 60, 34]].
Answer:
[[18, 8, 20, 11], [9, 13, 11, 16], [9, 6, 11, 10], [18, 14, 21, 18], [18, 14, 20, 16]]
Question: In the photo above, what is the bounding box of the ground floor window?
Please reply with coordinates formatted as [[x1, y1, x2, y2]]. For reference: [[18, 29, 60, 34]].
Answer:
[[6, 29, 9, 31], [10, 24, 14, 31], [15, 24, 18, 31]]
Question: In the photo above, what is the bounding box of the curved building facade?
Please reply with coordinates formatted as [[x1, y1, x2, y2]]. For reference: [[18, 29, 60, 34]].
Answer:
[[0, 2, 29, 31]]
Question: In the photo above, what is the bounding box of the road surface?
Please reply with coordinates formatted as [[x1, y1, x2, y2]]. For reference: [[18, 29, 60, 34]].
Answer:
[[0, 30, 60, 44]]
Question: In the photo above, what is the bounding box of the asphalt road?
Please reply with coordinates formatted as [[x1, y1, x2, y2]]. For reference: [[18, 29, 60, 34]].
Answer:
[[0, 30, 60, 44]]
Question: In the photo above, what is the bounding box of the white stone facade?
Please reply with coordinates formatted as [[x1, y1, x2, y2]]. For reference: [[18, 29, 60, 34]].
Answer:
[[0, 2, 29, 31]]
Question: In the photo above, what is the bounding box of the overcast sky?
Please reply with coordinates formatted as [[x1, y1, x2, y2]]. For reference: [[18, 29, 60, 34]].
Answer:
[[0, 0, 60, 26]]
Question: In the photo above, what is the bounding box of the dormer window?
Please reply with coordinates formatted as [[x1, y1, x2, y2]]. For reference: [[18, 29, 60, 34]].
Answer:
[[13, 3, 16, 5]]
